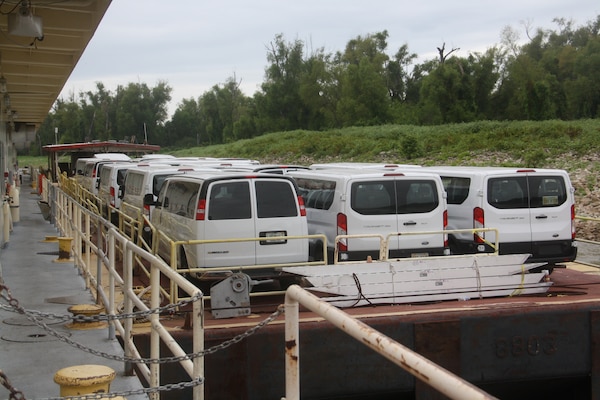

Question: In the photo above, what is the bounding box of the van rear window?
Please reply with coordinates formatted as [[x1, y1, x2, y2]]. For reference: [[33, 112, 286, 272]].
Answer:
[[351, 180, 439, 215], [124, 172, 144, 196], [441, 176, 470, 204], [295, 178, 336, 210], [208, 181, 251, 220], [487, 176, 567, 209], [165, 181, 201, 218], [256, 180, 298, 218]]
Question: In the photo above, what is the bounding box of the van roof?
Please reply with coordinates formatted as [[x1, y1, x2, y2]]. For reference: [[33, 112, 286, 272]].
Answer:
[[217, 164, 311, 173], [125, 164, 219, 174], [92, 153, 132, 161], [288, 168, 442, 180], [162, 170, 298, 182], [310, 162, 421, 170], [420, 166, 569, 176]]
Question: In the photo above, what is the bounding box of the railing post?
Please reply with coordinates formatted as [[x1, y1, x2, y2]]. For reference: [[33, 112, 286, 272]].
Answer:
[[150, 258, 161, 400], [107, 231, 116, 341], [284, 292, 300, 400], [192, 287, 205, 400], [123, 239, 134, 377]]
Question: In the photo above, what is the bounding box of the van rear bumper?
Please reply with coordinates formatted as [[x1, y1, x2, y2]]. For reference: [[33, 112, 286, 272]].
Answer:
[[451, 237, 577, 264], [338, 247, 448, 262]]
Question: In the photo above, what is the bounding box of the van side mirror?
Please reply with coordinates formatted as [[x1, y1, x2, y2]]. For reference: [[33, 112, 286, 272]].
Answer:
[[143, 193, 157, 207]]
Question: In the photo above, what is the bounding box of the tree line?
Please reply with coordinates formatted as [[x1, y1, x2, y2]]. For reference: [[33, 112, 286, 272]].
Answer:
[[32, 15, 599, 153]]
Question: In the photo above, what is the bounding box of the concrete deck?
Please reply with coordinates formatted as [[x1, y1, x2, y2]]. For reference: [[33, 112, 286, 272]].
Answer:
[[0, 175, 148, 399]]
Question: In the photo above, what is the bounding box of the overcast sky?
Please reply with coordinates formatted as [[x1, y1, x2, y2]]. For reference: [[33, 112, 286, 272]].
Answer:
[[59, 1, 599, 117]]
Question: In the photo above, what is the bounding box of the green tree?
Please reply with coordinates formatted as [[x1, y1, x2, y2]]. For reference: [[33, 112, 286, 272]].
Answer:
[[336, 31, 391, 126], [257, 34, 309, 132]]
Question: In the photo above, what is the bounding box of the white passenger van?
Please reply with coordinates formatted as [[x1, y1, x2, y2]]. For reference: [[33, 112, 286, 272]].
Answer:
[[97, 161, 135, 220], [80, 153, 132, 194], [420, 166, 577, 265], [287, 168, 448, 262], [121, 164, 214, 220], [148, 171, 308, 275]]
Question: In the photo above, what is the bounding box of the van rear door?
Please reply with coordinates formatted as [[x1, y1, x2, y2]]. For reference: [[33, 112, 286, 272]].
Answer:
[[485, 174, 533, 254], [526, 172, 574, 258], [254, 179, 308, 265], [485, 172, 573, 258], [346, 177, 443, 258], [203, 179, 256, 267]]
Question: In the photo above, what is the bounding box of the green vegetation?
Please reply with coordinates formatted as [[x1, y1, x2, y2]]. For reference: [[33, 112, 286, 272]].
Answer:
[[167, 119, 600, 170], [22, 120, 599, 171]]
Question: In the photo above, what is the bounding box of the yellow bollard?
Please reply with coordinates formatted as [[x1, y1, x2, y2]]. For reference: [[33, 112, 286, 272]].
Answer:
[[54, 237, 73, 262], [66, 304, 107, 330], [54, 364, 116, 396]]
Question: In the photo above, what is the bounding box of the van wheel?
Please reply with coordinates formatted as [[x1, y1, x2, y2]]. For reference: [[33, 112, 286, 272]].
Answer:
[[312, 241, 325, 262], [179, 249, 189, 276]]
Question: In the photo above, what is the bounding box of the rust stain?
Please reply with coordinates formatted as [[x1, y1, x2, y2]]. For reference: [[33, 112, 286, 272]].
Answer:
[[285, 339, 296, 350]]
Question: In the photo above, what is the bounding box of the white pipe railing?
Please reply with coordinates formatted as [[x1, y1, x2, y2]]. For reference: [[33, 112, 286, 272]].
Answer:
[[51, 181, 205, 400], [284, 284, 498, 400]]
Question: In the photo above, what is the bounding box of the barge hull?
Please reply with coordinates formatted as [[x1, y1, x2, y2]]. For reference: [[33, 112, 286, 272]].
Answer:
[[132, 267, 600, 400]]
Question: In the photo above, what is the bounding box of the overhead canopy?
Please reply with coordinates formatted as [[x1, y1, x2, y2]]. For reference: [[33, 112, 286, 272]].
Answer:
[[0, 0, 112, 127], [42, 140, 160, 180]]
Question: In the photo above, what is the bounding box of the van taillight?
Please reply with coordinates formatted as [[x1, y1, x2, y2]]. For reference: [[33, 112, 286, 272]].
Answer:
[[473, 207, 485, 243], [443, 210, 448, 248], [297, 195, 306, 217], [109, 187, 116, 206], [571, 204, 576, 239], [337, 213, 348, 251], [196, 199, 206, 220], [143, 203, 150, 216]]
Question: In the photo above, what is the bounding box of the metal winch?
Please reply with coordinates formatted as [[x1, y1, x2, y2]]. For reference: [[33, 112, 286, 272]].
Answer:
[[210, 273, 273, 319]]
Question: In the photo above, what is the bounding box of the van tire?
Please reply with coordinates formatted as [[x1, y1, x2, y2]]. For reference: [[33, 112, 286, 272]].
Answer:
[[312, 240, 325, 262]]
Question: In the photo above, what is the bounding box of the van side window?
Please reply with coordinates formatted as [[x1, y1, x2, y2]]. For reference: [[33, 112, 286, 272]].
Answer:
[[256, 180, 298, 218], [529, 176, 567, 208], [165, 181, 200, 218], [208, 181, 251, 220], [399, 180, 439, 213], [153, 174, 171, 196], [441, 176, 470, 204], [488, 177, 528, 209], [295, 178, 336, 210]]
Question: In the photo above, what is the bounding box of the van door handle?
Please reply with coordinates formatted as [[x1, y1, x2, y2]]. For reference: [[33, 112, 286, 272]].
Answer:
[[403, 221, 417, 226], [535, 215, 548, 219]]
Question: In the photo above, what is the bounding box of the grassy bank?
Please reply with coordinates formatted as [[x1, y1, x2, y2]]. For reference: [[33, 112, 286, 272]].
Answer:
[[168, 119, 599, 169]]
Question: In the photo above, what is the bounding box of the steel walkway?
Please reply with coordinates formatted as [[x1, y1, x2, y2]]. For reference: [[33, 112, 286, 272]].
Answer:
[[0, 175, 148, 400]]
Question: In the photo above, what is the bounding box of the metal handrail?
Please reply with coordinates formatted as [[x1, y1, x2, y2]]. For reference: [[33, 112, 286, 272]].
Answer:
[[51, 180, 205, 400], [333, 227, 500, 263], [284, 285, 497, 400]]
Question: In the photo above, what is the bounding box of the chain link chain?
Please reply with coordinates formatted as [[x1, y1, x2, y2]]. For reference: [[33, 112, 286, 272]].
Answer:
[[0, 370, 26, 400], [39, 377, 204, 400], [1, 280, 284, 365], [1, 283, 202, 322]]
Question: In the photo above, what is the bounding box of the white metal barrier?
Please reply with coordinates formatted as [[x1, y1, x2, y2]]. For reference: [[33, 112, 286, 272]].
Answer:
[[283, 285, 498, 400]]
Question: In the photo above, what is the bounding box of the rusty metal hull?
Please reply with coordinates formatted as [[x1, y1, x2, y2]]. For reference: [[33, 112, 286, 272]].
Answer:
[[132, 266, 600, 399]]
